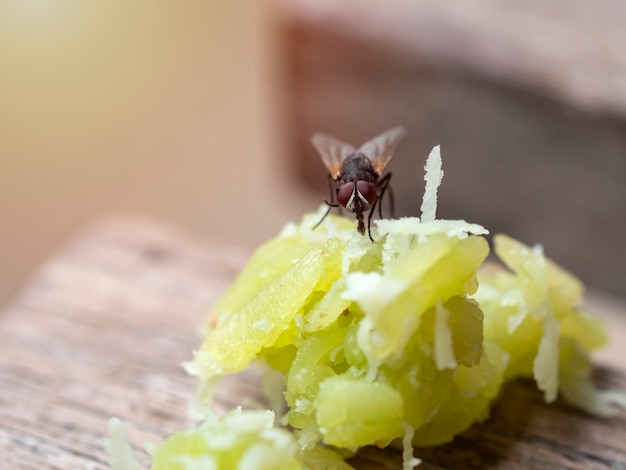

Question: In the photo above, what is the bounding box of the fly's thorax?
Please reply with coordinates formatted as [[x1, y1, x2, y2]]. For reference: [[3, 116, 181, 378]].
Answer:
[[338, 153, 378, 186]]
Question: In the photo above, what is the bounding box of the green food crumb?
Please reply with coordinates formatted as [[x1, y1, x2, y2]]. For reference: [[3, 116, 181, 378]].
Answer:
[[151, 408, 302, 470]]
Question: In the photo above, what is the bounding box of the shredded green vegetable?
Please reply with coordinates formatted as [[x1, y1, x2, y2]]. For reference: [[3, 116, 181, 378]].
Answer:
[[108, 147, 625, 470]]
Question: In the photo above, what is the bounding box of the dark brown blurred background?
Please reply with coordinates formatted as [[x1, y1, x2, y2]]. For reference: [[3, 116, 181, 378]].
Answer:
[[1, 0, 625, 304]]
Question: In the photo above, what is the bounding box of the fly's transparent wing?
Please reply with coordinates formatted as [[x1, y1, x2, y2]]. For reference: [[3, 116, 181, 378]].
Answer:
[[358, 126, 406, 176], [311, 133, 356, 179]]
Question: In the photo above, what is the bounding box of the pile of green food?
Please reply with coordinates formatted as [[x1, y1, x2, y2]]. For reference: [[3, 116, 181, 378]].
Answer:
[[108, 147, 625, 469]]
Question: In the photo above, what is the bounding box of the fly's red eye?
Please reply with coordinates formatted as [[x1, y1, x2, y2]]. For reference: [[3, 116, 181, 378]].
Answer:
[[356, 180, 377, 206], [337, 182, 355, 208]]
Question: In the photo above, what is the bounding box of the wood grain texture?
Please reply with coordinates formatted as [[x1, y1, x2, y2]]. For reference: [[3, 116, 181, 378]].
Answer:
[[0, 217, 625, 469]]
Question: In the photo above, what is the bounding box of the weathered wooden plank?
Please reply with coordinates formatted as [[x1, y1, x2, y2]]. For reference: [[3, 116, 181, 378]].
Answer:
[[0, 218, 245, 469], [0, 217, 624, 469]]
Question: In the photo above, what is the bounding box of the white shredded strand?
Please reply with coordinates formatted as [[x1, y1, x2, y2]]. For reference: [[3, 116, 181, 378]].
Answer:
[[420, 145, 443, 222], [402, 422, 422, 469], [106, 418, 143, 470], [434, 300, 458, 370]]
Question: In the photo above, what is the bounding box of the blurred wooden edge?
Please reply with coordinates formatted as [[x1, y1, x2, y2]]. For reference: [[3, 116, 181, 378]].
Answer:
[[284, 0, 626, 119]]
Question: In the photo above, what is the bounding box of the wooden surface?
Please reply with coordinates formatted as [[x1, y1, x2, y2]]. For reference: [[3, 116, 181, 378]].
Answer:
[[0, 217, 625, 469]]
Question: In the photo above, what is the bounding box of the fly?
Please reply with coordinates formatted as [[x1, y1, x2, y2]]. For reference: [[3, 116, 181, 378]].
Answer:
[[311, 126, 406, 241]]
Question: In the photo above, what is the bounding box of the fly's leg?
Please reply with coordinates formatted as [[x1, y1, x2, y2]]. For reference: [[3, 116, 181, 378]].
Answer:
[[366, 172, 393, 242], [312, 174, 339, 230], [312, 204, 335, 230], [376, 172, 394, 218]]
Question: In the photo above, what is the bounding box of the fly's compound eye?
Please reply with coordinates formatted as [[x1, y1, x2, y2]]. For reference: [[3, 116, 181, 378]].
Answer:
[[337, 182, 355, 208], [356, 180, 378, 207]]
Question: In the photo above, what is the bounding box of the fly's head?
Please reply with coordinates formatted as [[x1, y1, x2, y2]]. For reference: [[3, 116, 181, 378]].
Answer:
[[337, 180, 378, 213]]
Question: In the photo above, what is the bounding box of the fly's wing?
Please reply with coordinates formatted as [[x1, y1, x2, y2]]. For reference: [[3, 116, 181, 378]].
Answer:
[[358, 126, 406, 176], [311, 133, 356, 179]]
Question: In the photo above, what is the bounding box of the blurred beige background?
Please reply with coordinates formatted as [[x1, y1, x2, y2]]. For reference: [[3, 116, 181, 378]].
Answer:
[[0, 1, 313, 303], [1, 0, 626, 304]]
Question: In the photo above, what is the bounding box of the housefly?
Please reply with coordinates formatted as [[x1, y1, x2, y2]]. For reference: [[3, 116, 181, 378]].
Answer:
[[311, 126, 406, 241]]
